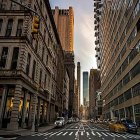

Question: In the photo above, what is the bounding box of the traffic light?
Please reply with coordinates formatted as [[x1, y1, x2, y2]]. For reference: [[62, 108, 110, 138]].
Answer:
[[32, 16, 39, 34]]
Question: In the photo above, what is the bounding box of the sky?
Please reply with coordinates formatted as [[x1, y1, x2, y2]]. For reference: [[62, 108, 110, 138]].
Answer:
[[50, 0, 97, 104]]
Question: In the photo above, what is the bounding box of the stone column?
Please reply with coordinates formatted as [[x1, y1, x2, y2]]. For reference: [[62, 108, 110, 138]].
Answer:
[[42, 101, 45, 124], [132, 105, 136, 123], [37, 98, 41, 125], [7, 84, 22, 130], [0, 86, 7, 128], [31, 93, 37, 131], [21, 91, 28, 128], [47, 102, 51, 123], [28, 94, 33, 128]]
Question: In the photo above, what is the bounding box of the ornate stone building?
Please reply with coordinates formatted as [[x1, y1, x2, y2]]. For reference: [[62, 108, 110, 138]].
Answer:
[[0, 0, 64, 130]]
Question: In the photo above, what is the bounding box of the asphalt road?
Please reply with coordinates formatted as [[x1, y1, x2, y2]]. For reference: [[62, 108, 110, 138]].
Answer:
[[16, 122, 140, 140]]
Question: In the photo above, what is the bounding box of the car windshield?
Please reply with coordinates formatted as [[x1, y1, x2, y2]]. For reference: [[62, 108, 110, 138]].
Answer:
[[56, 118, 63, 121]]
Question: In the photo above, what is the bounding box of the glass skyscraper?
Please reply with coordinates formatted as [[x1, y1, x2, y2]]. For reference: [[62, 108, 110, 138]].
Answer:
[[83, 72, 89, 106]]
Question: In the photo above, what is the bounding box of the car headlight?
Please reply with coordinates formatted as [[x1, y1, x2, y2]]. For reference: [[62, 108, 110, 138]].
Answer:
[[54, 122, 56, 125]]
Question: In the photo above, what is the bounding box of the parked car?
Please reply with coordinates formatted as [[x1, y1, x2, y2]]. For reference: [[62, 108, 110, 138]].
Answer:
[[109, 120, 126, 133], [121, 119, 138, 134], [67, 118, 73, 124], [54, 117, 65, 127]]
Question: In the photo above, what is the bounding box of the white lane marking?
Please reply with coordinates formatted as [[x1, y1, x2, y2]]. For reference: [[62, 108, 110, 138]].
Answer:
[[111, 133, 127, 139], [101, 132, 108, 136], [96, 132, 102, 137], [56, 132, 63, 136], [106, 132, 114, 137], [111, 133, 120, 138], [75, 131, 78, 136], [81, 131, 84, 135], [69, 132, 73, 135], [63, 132, 68, 136], [86, 132, 89, 137], [91, 131, 95, 136]]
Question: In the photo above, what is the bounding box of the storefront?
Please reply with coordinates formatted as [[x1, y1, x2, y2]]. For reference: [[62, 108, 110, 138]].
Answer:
[[0, 85, 32, 129]]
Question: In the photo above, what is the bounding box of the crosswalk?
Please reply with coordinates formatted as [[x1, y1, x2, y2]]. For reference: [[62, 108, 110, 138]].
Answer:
[[32, 131, 140, 139]]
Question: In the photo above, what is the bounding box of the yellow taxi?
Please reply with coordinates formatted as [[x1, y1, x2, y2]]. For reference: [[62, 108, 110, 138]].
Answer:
[[109, 120, 126, 133]]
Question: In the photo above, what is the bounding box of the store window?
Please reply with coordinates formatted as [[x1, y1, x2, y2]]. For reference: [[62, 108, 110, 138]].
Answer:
[[123, 73, 130, 86], [119, 108, 125, 118], [0, 47, 8, 69], [5, 19, 13, 37], [26, 53, 31, 76], [130, 62, 140, 79], [16, 19, 23, 37], [2, 87, 14, 128], [0, 86, 4, 109], [11, 47, 19, 70], [132, 82, 140, 97], [124, 89, 132, 101]]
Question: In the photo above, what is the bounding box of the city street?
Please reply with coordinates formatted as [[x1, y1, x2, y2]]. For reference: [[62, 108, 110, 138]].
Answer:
[[16, 122, 140, 140]]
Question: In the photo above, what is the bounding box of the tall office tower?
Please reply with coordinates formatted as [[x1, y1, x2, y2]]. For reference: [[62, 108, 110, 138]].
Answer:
[[53, 7, 75, 117], [77, 62, 81, 115], [89, 69, 101, 118], [52, 7, 74, 52], [94, 0, 140, 123], [83, 72, 89, 106]]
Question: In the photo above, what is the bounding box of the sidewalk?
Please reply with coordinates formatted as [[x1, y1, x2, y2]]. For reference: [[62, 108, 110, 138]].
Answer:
[[0, 124, 55, 138]]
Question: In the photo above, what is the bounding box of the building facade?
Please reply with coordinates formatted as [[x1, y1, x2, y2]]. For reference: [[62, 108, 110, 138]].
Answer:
[[83, 71, 89, 106], [73, 80, 79, 118], [95, 0, 140, 123], [77, 62, 81, 116], [52, 7, 74, 52], [52, 7, 75, 118], [0, 0, 64, 130], [89, 69, 101, 118]]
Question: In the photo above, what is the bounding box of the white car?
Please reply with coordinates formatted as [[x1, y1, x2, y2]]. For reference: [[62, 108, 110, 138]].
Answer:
[[54, 117, 65, 127]]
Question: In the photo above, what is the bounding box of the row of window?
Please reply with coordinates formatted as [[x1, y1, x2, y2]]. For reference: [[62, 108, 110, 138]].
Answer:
[[106, 61, 140, 102], [101, 0, 140, 84], [106, 80, 140, 109], [102, 0, 140, 86], [0, 47, 53, 89], [105, 41, 140, 100], [0, 19, 23, 37], [105, 103, 140, 119]]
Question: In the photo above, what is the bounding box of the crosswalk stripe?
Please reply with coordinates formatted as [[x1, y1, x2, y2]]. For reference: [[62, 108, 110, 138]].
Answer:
[[86, 132, 89, 136], [92, 131, 95, 136], [101, 132, 108, 136], [106, 132, 114, 137], [111, 133, 120, 138], [31, 130, 140, 138], [63, 132, 68, 136], [75, 132, 78, 136], [117, 134, 127, 139], [96, 132, 102, 137], [57, 132, 63, 136], [69, 132, 73, 135]]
